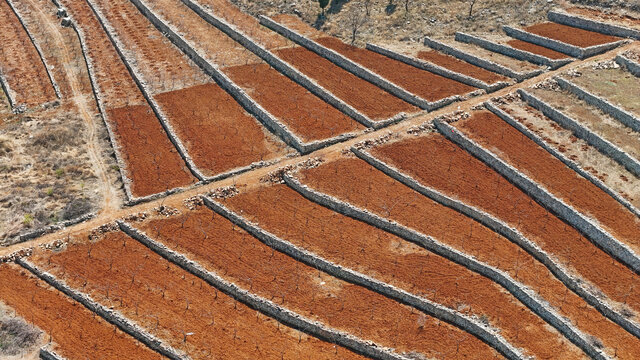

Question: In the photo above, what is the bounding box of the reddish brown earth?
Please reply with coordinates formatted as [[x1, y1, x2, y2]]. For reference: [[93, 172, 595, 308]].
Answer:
[[60, 0, 144, 108], [371, 134, 640, 316], [275, 46, 417, 120], [0, 0, 57, 107], [0, 264, 161, 360], [223, 63, 365, 142], [155, 83, 289, 177], [417, 50, 510, 84], [507, 39, 570, 59], [456, 111, 640, 255], [270, 14, 325, 39], [106, 105, 195, 197], [316, 37, 477, 101], [225, 183, 624, 359], [29, 231, 365, 360], [136, 207, 503, 360], [524, 22, 621, 47], [296, 157, 640, 358]]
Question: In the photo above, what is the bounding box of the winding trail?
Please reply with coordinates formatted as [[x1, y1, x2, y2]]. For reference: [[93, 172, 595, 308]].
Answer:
[[27, 0, 119, 215]]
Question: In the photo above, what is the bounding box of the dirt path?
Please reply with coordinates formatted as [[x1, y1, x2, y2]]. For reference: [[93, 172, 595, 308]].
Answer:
[[26, 0, 120, 216]]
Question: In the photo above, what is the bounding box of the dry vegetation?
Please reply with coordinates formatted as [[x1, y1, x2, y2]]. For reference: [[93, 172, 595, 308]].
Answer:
[[0, 303, 42, 358]]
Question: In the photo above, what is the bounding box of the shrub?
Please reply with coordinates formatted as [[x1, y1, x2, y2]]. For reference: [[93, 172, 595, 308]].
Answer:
[[22, 214, 34, 226], [62, 198, 92, 221]]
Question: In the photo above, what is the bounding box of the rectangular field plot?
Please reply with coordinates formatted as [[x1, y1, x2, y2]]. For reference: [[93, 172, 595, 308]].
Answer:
[[0, 264, 161, 360], [369, 132, 640, 319], [570, 67, 640, 118], [133, 206, 502, 360], [455, 110, 640, 256], [524, 22, 622, 47], [417, 50, 510, 84], [315, 37, 477, 101], [28, 231, 365, 360], [506, 39, 570, 59], [0, 0, 57, 108], [154, 83, 291, 177]]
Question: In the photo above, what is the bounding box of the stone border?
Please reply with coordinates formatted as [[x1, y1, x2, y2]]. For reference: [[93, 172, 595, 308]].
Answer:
[[486, 101, 640, 220], [6, 0, 62, 100], [118, 221, 408, 360], [423, 37, 544, 82], [503, 25, 627, 59], [259, 15, 458, 111], [16, 258, 186, 360], [14, 212, 96, 244], [548, 11, 640, 40], [204, 198, 524, 360], [616, 54, 640, 77], [39, 348, 66, 360], [0, 69, 17, 111], [519, 87, 640, 178], [455, 32, 573, 69], [131, 0, 356, 154], [283, 174, 609, 360], [353, 145, 640, 338], [366, 43, 509, 93], [181, 0, 397, 129], [434, 119, 640, 275], [562, 65, 640, 132], [85, 0, 206, 182]]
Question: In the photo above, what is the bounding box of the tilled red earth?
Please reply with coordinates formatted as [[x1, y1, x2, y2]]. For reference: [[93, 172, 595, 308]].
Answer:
[[316, 37, 477, 101], [524, 22, 621, 47], [0, 264, 161, 360], [417, 50, 510, 84], [506, 39, 570, 59], [371, 133, 640, 317], [155, 83, 290, 177], [136, 206, 502, 360]]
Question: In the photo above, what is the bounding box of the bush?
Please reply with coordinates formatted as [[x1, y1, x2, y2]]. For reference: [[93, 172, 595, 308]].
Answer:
[[62, 198, 92, 221]]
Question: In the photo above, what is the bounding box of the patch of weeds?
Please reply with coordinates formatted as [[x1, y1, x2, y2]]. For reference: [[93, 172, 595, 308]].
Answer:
[[46, 188, 54, 197], [0, 317, 41, 356], [55, 168, 64, 178], [22, 214, 34, 226]]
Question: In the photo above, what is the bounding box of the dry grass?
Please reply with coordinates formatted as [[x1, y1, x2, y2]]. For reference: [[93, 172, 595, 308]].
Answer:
[[0, 303, 42, 358]]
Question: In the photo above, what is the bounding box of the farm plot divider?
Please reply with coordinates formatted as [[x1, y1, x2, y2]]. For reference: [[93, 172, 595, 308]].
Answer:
[[434, 119, 640, 275], [39, 348, 66, 360], [202, 197, 525, 360], [616, 54, 640, 77], [117, 221, 408, 360], [455, 32, 573, 69], [259, 16, 458, 111], [503, 25, 626, 59], [180, 0, 381, 129], [519, 87, 640, 177], [352, 142, 640, 338], [548, 11, 640, 40], [0, 70, 16, 111], [129, 0, 353, 154], [283, 173, 609, 360], [365, 43, 507, 92], [423, 37, 544, 81], [556, 76, 640, 132], [15, 258, 185, 360]]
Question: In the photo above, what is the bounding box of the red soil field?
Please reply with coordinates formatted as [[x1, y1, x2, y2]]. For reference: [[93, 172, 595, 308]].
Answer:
[[223, 63, 365, 142], [223, 184, 613, 359], [29, 231, 364, 360], [275, 46, 417, 120], [59, 0, 144, 109], [92, 0, 207, 94], [136, 207, 502, 360], [371, 134, 640, 316], [456, 111, 640, 255], [506, 39, 570, 59], [524, 22, 621, 47], [316, 37, 477, 101], [297, 157, 640, 357], [417, 50, 510, 84], [155, 83, 289, 177], [106, 105, 195, 197], [0, 264, 161, 360], [0, 0, 57, 107]]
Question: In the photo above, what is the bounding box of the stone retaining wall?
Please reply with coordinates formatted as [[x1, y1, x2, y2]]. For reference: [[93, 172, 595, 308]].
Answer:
[[616, 54, 640, 77], [548, 11, 640, 40], [119, 220, 407, 360], [17, 258, 186, 360], [259, 15, 443, 110], [0, 70, 16, 111], [353, 144, 640, 338], [455, 32, 572, 69], [39, 348, 65, 360], [435, 118, 640, 276], [520, 86, 640, 177], [284, 174, 608, 360]]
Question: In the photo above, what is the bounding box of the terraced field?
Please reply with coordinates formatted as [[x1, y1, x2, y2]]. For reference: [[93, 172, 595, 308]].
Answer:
[[1, 1, 640, 359]]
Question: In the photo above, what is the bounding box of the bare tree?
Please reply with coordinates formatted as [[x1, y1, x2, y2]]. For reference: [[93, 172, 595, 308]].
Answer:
[[468, 0, 478, 18], [346, 4, 368, 45], [364, 0, 371, 16], [404, 0, 411, 13]]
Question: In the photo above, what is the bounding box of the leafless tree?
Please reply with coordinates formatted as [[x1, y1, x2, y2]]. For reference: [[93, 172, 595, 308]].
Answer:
[[346, 4, 368, 45], [364, 0, 372, 16], [468, 0, 478, 18]]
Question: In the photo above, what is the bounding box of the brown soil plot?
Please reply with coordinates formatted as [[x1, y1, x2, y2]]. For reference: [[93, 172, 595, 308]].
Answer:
[[371, 134, 640, 316], [0, 264, 161, 360], [524, 22, 621, 47], [506, 39, 570, 59], [417, 50, 510, 84], [135, 206, 503, 360], [0, 0, 57, 107]]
